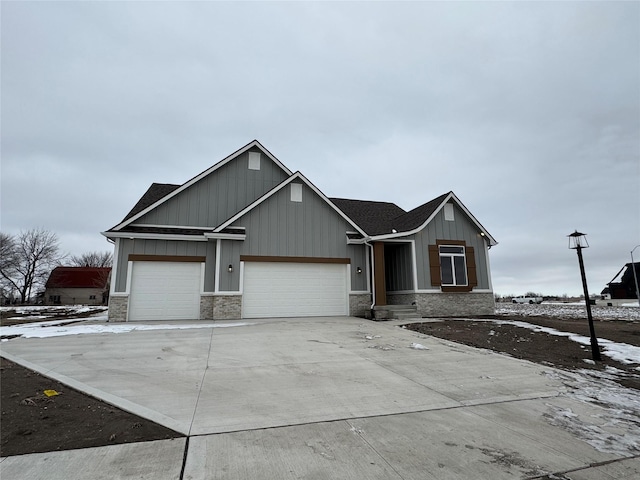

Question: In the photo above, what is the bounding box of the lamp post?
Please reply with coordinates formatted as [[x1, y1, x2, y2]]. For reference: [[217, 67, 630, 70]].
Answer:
[[568, 231, 601, 361], [632, 245, 640, 305]]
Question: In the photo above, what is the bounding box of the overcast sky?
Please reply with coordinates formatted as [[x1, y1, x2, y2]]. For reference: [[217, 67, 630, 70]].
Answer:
[[2, 1, 639, 297]]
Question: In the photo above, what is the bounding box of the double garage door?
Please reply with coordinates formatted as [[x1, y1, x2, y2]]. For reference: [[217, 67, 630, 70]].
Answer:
[[242, 262, 348, 318], [128, 260, 348, 320]]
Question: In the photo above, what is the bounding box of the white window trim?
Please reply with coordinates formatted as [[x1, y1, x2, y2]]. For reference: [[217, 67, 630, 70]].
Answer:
[[439, 245, 468, 287]]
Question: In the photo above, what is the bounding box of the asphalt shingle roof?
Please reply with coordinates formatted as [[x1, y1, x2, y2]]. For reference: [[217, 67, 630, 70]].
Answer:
[[122, 183, 180, 222], [391, 192, 450, 233], [331, 193, 450, 236], [329, 198, 407, 236]]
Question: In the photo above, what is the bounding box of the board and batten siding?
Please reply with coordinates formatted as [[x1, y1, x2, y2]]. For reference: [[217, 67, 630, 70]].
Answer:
[[413, 203, 491, 290], [113, 239, 215, 292], [216, 182, 368, 292], [134, 150, 289, 228], [384, 242, 414, 292]]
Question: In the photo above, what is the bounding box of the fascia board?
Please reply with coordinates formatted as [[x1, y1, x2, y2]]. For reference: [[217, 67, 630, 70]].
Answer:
[[214, 172, 368, 237], [101, 231, 207, 242], [112, 140, 293, 231], [130, 224, 216, 231], [203, 233, 247, 241]]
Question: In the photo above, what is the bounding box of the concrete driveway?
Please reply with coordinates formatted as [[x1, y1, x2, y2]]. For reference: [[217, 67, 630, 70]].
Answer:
[[1, 316, 638, 479]]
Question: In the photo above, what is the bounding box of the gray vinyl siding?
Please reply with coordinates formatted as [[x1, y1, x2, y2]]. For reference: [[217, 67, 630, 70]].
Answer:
[[348, 244, 368, 292], [385, 242, 413, 292], [414, 203, 491, 290], [216, 182, 367, 292], [218, 240, 243, 292], [135, 149, 289, 228], [114, 239, 216, 292]]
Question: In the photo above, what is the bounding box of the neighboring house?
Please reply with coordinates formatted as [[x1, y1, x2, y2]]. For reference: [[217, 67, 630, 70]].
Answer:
[[103, 140, 497, 322], [45, 267, 112, 305], [602, 263, 639, 299]]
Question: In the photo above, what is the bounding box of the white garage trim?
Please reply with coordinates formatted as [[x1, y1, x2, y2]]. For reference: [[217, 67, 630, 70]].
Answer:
[[242, 261, 349, 318], [128, 261, 202, 321]]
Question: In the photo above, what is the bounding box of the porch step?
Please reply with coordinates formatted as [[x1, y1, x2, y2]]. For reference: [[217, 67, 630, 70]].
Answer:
[[373, 304, 419, 321]]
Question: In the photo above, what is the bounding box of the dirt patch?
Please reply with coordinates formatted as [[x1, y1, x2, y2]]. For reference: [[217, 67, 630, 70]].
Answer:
[[0, 357, 183, 457], [404, 316, 640, 391]]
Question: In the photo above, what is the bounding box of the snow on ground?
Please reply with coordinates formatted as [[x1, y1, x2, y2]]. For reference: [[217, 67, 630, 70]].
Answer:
[[479, 309, 640, 455], [1, 305, 108, 320], [487, 319, 640, 366], [1, 305, 255, 339], [544, 368, 640, 456], [497, 302, 640, 321], [0, 321, 254, 339]]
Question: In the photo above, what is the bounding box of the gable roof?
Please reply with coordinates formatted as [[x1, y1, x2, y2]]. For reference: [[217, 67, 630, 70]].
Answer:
[[111, 140, 292, 231], [214, 172, 368, 236], [329, 198, 406, 236], [104, 141, 496, 246], [332, 192, 497, 245], [45, 267, 111, 289]]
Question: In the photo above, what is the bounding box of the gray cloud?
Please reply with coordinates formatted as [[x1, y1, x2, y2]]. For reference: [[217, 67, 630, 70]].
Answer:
[[2, 1, 638, 296]]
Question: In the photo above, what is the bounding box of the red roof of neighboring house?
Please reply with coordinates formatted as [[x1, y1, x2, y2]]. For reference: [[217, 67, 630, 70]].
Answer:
[[45, 267, 111, 289]]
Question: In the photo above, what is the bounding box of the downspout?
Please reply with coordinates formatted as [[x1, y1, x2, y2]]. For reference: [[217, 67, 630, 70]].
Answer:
[[364, 238, 375, 311]]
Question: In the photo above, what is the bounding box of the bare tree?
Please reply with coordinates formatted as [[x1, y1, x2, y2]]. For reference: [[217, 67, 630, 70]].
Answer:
[[0, 228, 64, 303], [70, 251, 113, 268], [0, 232, 18, 302]]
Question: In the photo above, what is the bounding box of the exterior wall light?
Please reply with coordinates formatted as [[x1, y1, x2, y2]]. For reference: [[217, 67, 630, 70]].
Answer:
[[228, 264, 233, 273], [567, 230, 601, 361], [356, 267, 362, 274]]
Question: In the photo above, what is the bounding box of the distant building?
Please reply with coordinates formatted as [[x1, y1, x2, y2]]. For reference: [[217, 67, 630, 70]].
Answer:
[[601, 263, 639, 299], [44, 267, 111, 305]]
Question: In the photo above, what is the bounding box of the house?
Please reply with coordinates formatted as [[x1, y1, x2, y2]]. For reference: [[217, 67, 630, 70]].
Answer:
[[102, 140, 497, 322], [602, 262, 639, 299], [44, 267, 111, 305]]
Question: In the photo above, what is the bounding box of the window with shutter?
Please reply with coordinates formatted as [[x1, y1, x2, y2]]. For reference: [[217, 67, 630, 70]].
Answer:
[[429, 241, 477, 292]]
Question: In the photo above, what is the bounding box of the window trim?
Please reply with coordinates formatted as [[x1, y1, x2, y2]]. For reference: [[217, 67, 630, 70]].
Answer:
[[438, 245, 467, 286], [428, 240, 477, 292]]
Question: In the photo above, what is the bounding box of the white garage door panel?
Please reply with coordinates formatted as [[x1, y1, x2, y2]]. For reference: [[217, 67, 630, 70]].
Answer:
[[243, 262, 348, 318], [129, 262, 201, 321]]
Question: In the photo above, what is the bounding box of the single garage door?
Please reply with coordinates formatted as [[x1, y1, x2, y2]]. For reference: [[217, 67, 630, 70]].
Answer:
[[128, 261, 201, 321], [242, 262, 348, 318]]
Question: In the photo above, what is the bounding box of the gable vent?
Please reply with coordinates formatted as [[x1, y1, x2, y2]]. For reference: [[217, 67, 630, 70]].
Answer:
[[248, 152, 261, 170], [291, 183, 302, 202]]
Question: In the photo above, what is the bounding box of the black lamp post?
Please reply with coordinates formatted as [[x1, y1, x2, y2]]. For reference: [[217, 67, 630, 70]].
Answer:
[[568, 231, 601, 361]]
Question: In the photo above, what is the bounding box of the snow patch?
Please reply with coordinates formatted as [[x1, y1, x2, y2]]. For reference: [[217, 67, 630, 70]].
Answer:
[[544, 369, 640, 456], [0, 321, 254, 339], [409, 343, 429, 350], [497, 303, 640, 321], [482, 319, 640, 365]]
